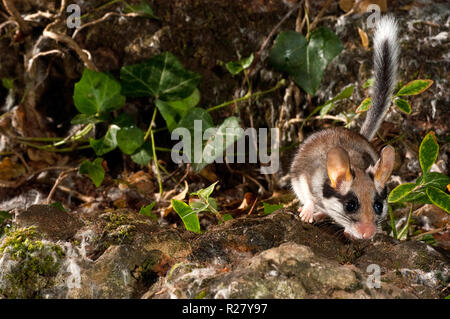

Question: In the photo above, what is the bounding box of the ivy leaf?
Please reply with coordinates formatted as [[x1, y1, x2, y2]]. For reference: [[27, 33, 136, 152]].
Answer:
[[124, 1, 158, 19], [318, 85, 354, 117], [116, 126, 145, 155], [363, 78, 374, 88], [388, 183, 417, 203], [191, 181, 218, 201], [2, 78, 14, 90], [270, 28, 343, 95], [225, 54, 254, 75], [320, 102, 335, 117], [79, 158, 105, 187], [269, 31, 307, 73], [263, 203, 283, 215], [172, 199, 201, 233], [356, 97, 371, 113], [394, 97, 411, 114], [426, 187, 450, 213], [90, 125, 119, 156], [334, 85, 354, 100], [176, 107, 213, 165], [139, 202, 157, 220], [112, 113, 135, 128], [74, 69, 125, 115], [396, 79, 433, 96], [222, 214, 233, 221], [130, 141, 153, 165], [120, 52, 202, 101], [419, 132, 439, 173], [193, 116, 243, 173]]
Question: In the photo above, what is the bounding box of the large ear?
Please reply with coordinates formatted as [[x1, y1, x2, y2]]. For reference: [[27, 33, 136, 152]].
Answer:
[[373, 145, 395, 191], [326, 147, 353, 193]]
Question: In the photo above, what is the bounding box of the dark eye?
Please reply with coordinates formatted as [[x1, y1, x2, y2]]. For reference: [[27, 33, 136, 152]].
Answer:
[[374, 201, 383, 215], [344, 199, 359, 213]]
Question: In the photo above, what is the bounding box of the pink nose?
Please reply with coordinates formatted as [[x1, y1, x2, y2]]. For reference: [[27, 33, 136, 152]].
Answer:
[[355, 223, 376, 239]]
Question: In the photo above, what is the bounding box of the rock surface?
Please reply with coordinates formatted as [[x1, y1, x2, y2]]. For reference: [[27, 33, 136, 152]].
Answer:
[[0, 206, 448, 299]]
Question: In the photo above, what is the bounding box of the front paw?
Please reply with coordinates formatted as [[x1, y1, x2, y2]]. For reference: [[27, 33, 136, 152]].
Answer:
[[298, 205, 314, 224]]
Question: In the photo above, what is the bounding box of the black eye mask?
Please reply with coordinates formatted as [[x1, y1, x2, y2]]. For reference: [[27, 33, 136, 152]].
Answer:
[[322, 182, 360, 213]]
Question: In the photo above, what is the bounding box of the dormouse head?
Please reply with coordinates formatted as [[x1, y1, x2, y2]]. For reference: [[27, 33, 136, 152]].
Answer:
[[322, 146, 395, 239]]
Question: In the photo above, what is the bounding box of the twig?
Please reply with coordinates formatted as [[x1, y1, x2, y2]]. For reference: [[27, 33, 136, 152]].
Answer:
[[2, 0, 32, 34], [0, 20, 18, 34], [59, 0, 67, 17], [309, 0, 333, 31], [46, 167, 78, 204], [72, 12, 139, 39], [42, 21, 97, 70], [247, 0, 305, 79], [27, 49, 64, 72], [411, 226, 449, 241], [56, 184, 95, 203]]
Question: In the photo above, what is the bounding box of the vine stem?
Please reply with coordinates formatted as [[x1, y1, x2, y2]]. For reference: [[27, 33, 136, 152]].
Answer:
[[206, 79, 286, 113], [147, 107, 163, 197]]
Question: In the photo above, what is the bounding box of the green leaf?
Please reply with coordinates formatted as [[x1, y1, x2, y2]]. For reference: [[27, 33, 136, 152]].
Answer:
[[363, 78, 374, 88], [422, 172, 450, 190], [356, 97, 371, 113], [263, 203, 283, 215], [116, 126, 145, 155], [225, 54, 254, 75], [49, 202, 66, 212], [130, 141, 153, 165], [396, 79, 433, 96], [334, 85, 354, 100], [90, 125, 119, 156], [120, 52, 202, 101], [189, 200, 210, 214], [124, 1, 158, 19], [155, 99, 180, 132], [318, 85, 354, 117], [193, 116, 243, 172], [112, 113, 135, 128], [2, 78, 14, 90], [157, 88, 201, 133], [394, 97, 411, 114], [71, 113, 107, 125], [419, 132, 439, 173], [73, 69, 125, 115], [139, 202, 157, 220], [270, 28, 343, 95], [319, 102, 334, 117], [177, 107, 213, 132], [172, 199, 201, 233], [191, 181, 219, 200], [388, 183, 417, 203], [426, 186, 450, 213], [176, 107, 214, 166], [79, 158, 105, 187], [222, 214, 233, 221], [165, 88, 200, 115], [269, 31, 307, 73]]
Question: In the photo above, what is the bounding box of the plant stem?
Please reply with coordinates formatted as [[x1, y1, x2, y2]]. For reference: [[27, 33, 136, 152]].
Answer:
[[388, 204, 398, 239], [206, 79, 286, 113], [398, 204, 413, 239], [149, 107, 163, 197]]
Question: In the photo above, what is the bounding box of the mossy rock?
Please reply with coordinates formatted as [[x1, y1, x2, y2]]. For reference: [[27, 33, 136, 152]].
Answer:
[[0, 227, 65, 298]]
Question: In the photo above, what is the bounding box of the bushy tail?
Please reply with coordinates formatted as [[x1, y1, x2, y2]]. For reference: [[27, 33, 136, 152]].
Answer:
[[360, 16, 399, 141]]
